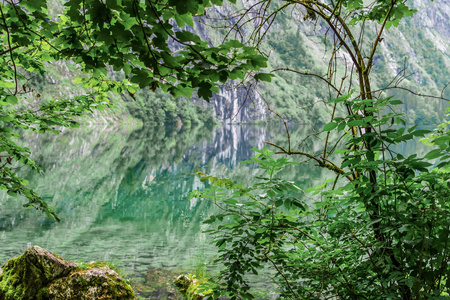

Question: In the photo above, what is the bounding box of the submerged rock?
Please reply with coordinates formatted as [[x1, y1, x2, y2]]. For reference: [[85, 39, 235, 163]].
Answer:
[[0, 246, 136, 300], [134, 268, 182, 299]]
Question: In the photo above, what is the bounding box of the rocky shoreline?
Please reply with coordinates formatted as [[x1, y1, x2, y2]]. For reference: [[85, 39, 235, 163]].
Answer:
[[0, 246, 215, 300]]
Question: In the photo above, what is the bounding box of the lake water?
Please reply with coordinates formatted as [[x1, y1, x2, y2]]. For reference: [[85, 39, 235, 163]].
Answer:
[[0, 122, 433, 299]]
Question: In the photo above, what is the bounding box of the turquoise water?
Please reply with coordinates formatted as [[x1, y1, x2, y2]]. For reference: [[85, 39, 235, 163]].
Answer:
[[0, 123, 433, 298], [0, 123, 297, 298]]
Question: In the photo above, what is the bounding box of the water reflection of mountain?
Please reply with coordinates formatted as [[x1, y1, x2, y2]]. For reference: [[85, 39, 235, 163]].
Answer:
[[0, 124, 336, 263]]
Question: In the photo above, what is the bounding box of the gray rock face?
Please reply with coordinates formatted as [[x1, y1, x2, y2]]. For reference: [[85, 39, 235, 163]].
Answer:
[[414, 0, 450, 41], [0, 246, 136, 300]]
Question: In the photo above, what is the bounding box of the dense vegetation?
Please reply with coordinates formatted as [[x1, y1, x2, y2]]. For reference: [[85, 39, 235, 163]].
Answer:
[[192, 1, 450, 299], [1, 0, 449, 299], [24, 60, 216, 126]]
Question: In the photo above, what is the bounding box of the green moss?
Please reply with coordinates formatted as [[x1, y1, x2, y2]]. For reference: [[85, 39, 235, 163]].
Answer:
[[174, 274, 213, 300], [174, 275, 192, 291], [47, 266, 135, 299], [36, 287, 49, 300], [76, 260, 131, 285], [0, 256, 36, 300], [76, 261, 109, 270], [0, 249, 135, 300]]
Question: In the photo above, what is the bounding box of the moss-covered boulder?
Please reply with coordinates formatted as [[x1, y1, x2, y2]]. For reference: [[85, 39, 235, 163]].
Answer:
[[0, 246, 135, 300]]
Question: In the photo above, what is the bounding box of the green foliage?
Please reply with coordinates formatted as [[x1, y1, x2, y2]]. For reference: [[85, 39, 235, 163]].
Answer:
[[0, 92, 102, 221], [190, 1, 450, 294], [2, 0, 449, 298], [126, 87, 216, 126], [195, 121, 450, 298]]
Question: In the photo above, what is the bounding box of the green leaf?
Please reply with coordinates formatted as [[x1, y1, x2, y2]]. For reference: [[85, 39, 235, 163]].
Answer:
[[5, 95, 18, 104], [175, 30, 201, 43], [389, 100, 403, 105], [331, 93, 352, 103], [0, 114, 13, 122], [0, 81, 16, 88], [256, 228, 266, 233], [254, 73, 274, 82], [347, 119, 365, 127], [7, 191, 17, 197], [434, 136, 450, 145], [412, 130, 431, 137], [175, 13, 194, 27], [198, 82, 213, 100], [249, 55, 267, 69], [337, 121, 346, 132], [323, 122, 338, 131], [424, 149, 441, 159], [407, 124, 418, 133]]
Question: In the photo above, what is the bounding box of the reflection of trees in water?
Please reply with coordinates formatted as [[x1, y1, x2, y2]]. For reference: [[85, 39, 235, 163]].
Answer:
[[113, 124, 214, 174], [0, 124, 335, 238], [0, 124, 213, 225], [1, 122, 400, 273], [0, 123, 219, 268]]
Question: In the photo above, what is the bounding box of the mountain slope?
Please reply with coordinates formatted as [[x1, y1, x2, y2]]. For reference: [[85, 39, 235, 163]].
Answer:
[[195, 0, 450, 124]]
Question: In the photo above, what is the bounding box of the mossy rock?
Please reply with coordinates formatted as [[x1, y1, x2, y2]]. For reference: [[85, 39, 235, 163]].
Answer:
[[174, 275, 213, 300], [174, 275, 192, 291], [0, 246, 136, 300], [47, 264, 135, 299]]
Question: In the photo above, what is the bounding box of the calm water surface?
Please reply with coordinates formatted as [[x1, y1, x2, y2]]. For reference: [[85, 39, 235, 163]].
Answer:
[[0, 123, 432, 298], [0, 123, 295, 297]]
